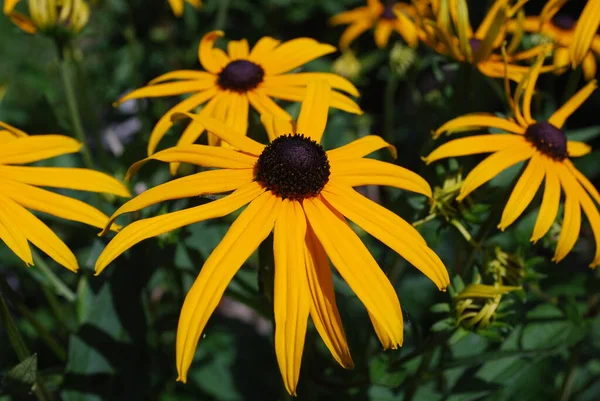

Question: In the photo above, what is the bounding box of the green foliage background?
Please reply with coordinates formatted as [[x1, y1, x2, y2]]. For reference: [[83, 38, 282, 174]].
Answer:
[[1, 0, 600, 400]]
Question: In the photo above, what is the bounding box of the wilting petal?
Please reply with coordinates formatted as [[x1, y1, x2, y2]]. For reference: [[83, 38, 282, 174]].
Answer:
[[0, 135, 80, 164], [263, 72, 359, 97], [263, 86, 362, 115], [247, 89, 292, 121], [499, 152, 546, 230], [567, 141, 592, 157], [259, 38, 336, 76], [260, 115, 295, 141], [296, 81, 331, 142], [424, 134, 524, 163], [434, 113, 525, 138], [330, 158, 432, 197], [548, 80, 598, 129], [322, 182, 449, 290], [304, 225, 353, 369], [95, 181, 265, 275], [273, 200, 310, 395], [458, 143, 534, 201], [227, 39, 249, 60], [248, 36, 281, 62], [531, 158, 561, 242], [553, 164, 582, 262], [176, 192, 281, 382], [569, 0, 600, 67], [327, 135, 396, 160], [0, 195, 33, 266], [199, 31, 229, 73], [303, 197, 403, 349]]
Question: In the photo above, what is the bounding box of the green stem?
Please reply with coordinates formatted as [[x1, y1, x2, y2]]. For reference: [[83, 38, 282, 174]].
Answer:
[[31, 249, 76, 302], [384, 66, 399, 142], [214, 0, 231, 31], [558, 345, 580, 401], [57, 43, 94, 170]]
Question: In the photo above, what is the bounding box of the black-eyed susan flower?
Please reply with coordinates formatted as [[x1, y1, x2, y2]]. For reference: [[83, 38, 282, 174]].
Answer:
[[115, 31, 361, 163], [167, 0, 200, 17], [329, 0, 420, 50], [507, 0, 600, 80], [569, 0, 600, 68], [95, 82, 449, 395], [418, 0, 548, 81], [0, 121, 130, 272], [424, 55, 600, 267], [3, 0, 89, 36]]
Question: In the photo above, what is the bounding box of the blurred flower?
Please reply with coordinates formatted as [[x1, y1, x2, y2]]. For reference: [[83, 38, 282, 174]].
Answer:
[[0, 121, 130, 272], [569, 0, 600, 68], [455, 283, 519, 330], [425, 53, 600, 266], [418, 0, 551, 82], [95, 82, 449, 395], [115, 30, 361, 174], [3, 0, 89, 37], [329, 0, 420, 50], [389, 42, 416, 76], [507, 0, 600, 81], [485, 246, 525, 286], [332, 50, 361, 80], [167, 0, 200, 17]]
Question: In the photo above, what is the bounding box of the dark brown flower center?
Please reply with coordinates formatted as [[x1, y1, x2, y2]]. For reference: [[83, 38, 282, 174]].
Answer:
[[255, 134, 330, 200], [380, 2, 397, 20], [469, 38, 482, 54], [552, 15, 575, 30], [217, 60, 264, 92], [525, 122, 568, 160]]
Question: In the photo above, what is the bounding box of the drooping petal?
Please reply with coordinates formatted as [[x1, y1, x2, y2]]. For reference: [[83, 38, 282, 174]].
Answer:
[[262, 72, 359, 97], [259, 38, 336, 76], [548, 80, 598, 129], [0, 166, 130, 197], [273, 200, 310, 395], [553, 164, 582, 262], [338, 21, 373, 51], [248, 37, 281, 62], [304, 225, 353, 369], [0, 195, 33, 266], [303, 197, 403, 349], [569, 0, 600, 67], [247, 89, 293, 121], [521, 52, 545, 125], [531, 158, 562, 242], [327, 135, 397, 160], [199, 31, 229, 73], [424, 134, 524, 164], [567, 141, 592, 157], [330, 158, 432, 197], [176, 192, 281, 382], [322, 182, 449, 290], [498, 152, 546, 230], [95, 181, 265, 275], [577, 185, 600, 267], [260, 115, 295, 141], [115, 79, 216, 104], [263, 86, 362, 115], [374, 20, 393, 48], [0, 135, 81, 165], [296, 81, 331, 142], [227, 39, 250, 60], [434, 113, 525, 138], [329, 7, 372, 25], [457, 143, 535, 201], [564, 159, 600, 205]]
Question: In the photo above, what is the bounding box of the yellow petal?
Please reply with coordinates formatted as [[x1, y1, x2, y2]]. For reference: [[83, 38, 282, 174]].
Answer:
[[262, 72, 359, 97], [564, 159, 600, 205], [247, 89, 293, 121], [374, 20, 393, 48], [264, 86, 362, 115], [458, 143, 534, 200], [198, 31, 229, 73], [577, 186, 600, 267], [520, 55, 545, 125], [499, 152, 546, 230], [338, 20, 373, 51], [260, 114, 295, 141], [553, 164, 582, 262], [102, 168, 253, 235], [167, 0, 184, 16], [454, 0, 472, 59], [260, 38, 336, 76], [567, 141, 592, 157], [303, 197, 403, 349], [327, 135, 397, 160], [329, 6, 372, 26], [273, 200, 310, 396], [115, 79, 216, 104], [393, 9, 419, 48], [434, 113, 525, 139], [3, 0, 20, 14], [296, 81, 331, 142], [582, 52, 597, 81], [147, 70, 214, 85], [330, 158, 432, 197], [474, 0, 508, 40], [0, 135, 81, 165], [0, 195, 33, 266], [569, 0, 600, 67], [322, 182, 449, 290], [248, 36, 281, 62], [224, 92, 250, 135], [424, 134, 524, 164], [0, 121, 28, 138], [457, 283, 520, 299], [7, 11, 36, 34], [305, 225, 353, 369], [0, 166, 130, 197], [176, 192, 281, 382], [227, 39, 249, 60], [531, 159, 562, 242], [548, 80, 597, 129], [96, 181, 265, 275]]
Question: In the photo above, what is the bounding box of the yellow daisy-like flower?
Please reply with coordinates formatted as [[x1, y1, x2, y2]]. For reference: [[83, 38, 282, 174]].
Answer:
[[424, 55, 600, 266], [3, 0, 90, 35], [0, 121, 130, 272], [570, 0, 600, 68], [115, 31, 361, 163], [329, 0, 421, 50], [167, 0, 200, 17], [95, 82, 449, 395], [418, 0, 548, 81], [507, 0, 600, 80]]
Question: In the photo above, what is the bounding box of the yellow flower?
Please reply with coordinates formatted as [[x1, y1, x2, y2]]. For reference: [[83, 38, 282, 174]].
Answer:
[[166, 0, 200, 17], [3, 0, 90, 35], [570, 0, 600, 68], [0, 121, 130, 272], [329, 0, 420, 50], [96, 82, 449, 395], [418, 0, 549, 81], [424, 55, 600, 266], [115, 31, 361, 167], [507, 0, 600, 80], [455, 283, 519, 330]]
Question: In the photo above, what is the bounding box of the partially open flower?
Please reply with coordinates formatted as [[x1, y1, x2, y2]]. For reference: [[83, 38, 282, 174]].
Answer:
[[3, 0, 90, 37], [455, 283, 519, 331]]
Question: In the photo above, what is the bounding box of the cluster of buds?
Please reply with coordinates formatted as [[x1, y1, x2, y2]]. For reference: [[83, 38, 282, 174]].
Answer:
[[4, 0, 90, 38], [332, 50, 361, 81]]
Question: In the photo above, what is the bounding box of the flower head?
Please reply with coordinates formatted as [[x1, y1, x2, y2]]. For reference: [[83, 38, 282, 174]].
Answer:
[[3, 0, 90, 36], [96, 82, 449, 395], [425, 54, 600, 266], [0, 121, 130, 272], [329, 0, 420, 50], [115, 30, 361, 170], [167, 0, 200, 17]]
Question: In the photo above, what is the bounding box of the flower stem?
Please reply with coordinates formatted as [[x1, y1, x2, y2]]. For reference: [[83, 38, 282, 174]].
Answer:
[[384, 64, 399, 142], [214, 0, 231, 31]]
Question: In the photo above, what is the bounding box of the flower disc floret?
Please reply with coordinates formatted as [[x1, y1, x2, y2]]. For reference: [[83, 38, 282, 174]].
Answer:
[[380, 3, 397, 20], [255, 134, 330, 200], [218, 60, 265, 92], [525, 121, 568, 160]]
